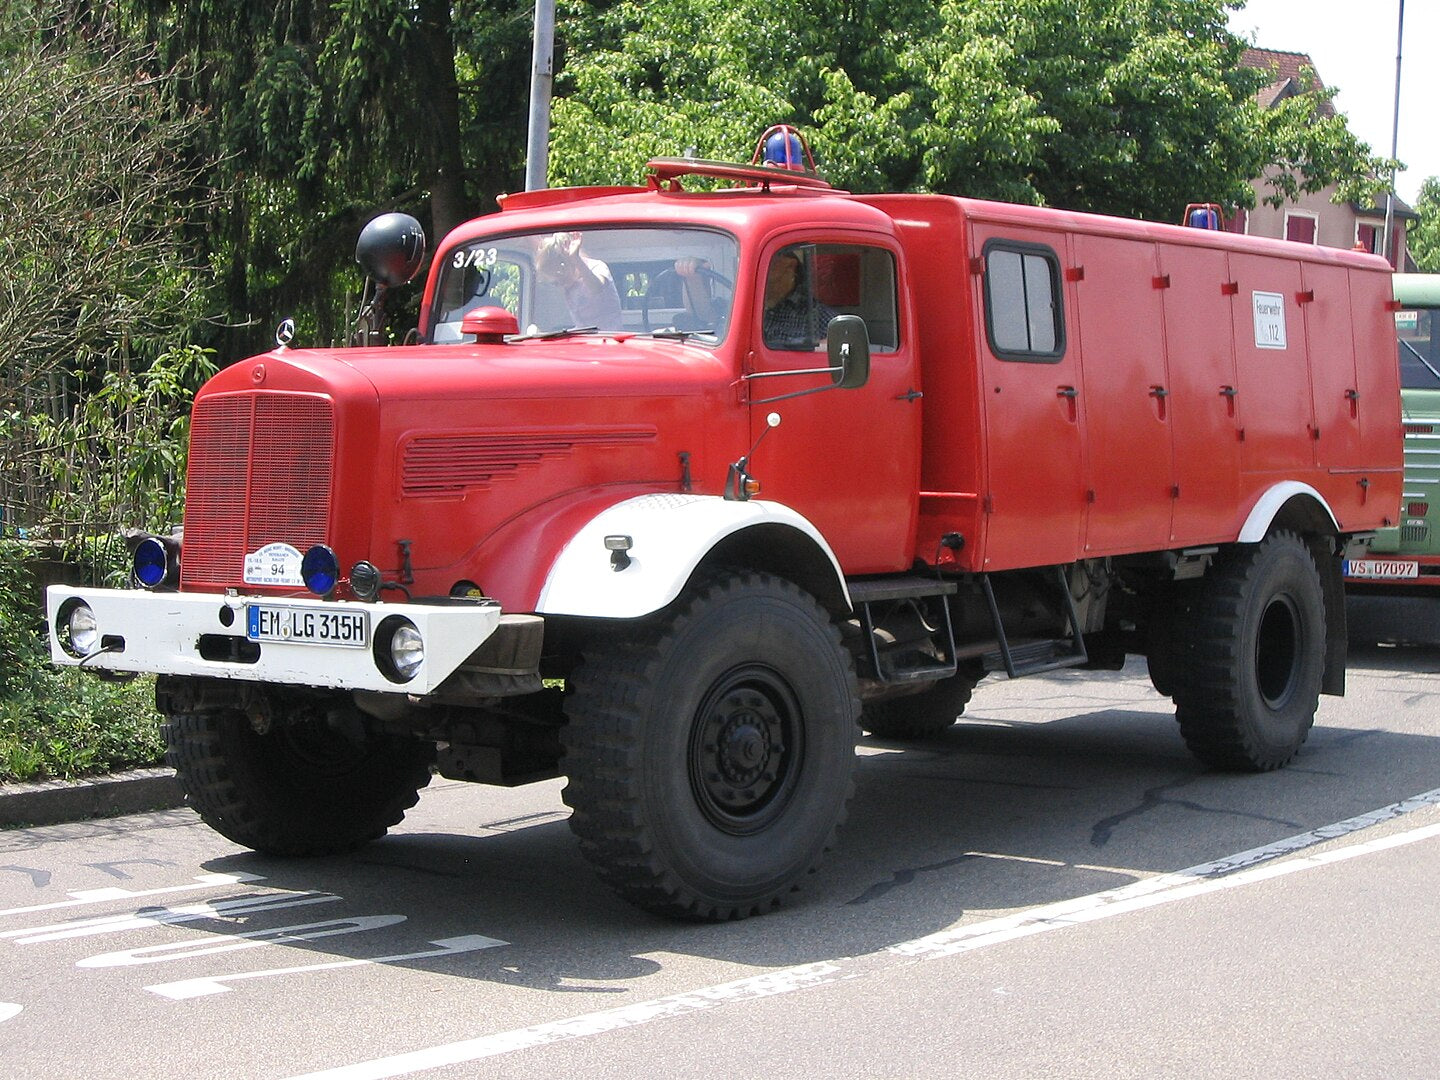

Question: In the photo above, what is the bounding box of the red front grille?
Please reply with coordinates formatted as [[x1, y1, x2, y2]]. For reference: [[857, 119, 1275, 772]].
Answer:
[[180, 392, 335, 589]]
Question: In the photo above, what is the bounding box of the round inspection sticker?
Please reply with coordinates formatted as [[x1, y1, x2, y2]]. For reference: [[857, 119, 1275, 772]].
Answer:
[[244, 542, 305, 587]]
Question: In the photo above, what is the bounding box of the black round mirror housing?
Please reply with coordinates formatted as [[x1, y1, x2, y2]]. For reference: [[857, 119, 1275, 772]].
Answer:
[[356, 212, 427, 286]]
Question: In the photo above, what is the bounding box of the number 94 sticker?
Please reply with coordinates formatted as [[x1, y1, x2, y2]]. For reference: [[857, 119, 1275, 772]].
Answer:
[[243, 543, 305, 587]]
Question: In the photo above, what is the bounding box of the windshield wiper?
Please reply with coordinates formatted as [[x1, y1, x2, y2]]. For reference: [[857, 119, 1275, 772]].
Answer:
[[649, 328, 716, 341], [508, 325, 600, 341]]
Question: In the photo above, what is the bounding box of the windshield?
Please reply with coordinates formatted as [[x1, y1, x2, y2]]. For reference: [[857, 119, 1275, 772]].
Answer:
[[430, 226, 738, 344], [1398, 306, 1440, 389]]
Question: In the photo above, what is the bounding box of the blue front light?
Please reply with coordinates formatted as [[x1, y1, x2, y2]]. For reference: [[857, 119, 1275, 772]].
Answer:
[[302, 545, 340, 596], [133, 538, 169, 589]]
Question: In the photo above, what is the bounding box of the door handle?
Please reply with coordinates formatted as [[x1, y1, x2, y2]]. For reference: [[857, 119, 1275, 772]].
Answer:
[[1056, 385, 1078, 422]]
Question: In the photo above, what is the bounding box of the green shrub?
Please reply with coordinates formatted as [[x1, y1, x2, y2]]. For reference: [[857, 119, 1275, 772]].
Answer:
[[0, 540, 164, 783]]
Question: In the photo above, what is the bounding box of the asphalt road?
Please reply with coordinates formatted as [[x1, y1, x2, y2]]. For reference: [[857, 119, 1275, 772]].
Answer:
[[2, 593, 1438, 1078]]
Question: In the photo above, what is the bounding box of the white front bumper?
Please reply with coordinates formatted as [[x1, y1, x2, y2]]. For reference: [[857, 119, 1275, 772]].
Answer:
[[46, 586, 505, 695]]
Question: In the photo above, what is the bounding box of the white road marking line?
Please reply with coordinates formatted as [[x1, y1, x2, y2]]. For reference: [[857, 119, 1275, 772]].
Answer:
[[0, 1002, 20, 1024], [284, 786, 1440, 1080], [80, 914, 409, 968], [285, 963, 849, 1080], [893, 786, 1440, 959], [0, 873, 265, 919], [5, 891, 340, 944], [147, 934, 508, 1000]]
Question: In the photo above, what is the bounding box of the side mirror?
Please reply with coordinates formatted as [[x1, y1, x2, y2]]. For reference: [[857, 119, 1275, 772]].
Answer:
[[827, 314, 871, 389]]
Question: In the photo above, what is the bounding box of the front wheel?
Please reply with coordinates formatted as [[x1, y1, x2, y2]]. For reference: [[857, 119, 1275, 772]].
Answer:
[[561, 571, 860, 920], [163, 709, 433, 855], [1172, 531, 1326, 771]]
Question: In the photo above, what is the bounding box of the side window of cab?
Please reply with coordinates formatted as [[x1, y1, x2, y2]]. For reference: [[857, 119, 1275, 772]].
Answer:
[[762, 243, 899, 353]]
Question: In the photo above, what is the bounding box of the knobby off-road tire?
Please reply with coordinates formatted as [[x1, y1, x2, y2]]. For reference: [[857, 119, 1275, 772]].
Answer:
[[861, 662, 984, 740], [163, 710, 433, 855], [561, 571, 861, 920], [1171, 530, 1326, 771]]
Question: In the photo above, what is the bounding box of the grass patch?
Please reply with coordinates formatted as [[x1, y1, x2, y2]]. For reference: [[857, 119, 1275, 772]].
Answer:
[[0, 670, 164, 783]]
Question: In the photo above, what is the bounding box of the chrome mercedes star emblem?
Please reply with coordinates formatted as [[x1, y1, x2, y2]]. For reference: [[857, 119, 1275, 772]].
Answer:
[[275, 318, 296, 347]]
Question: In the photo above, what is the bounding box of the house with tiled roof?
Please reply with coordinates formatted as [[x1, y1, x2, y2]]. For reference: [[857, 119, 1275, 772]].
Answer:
[[1235, 47, 1415, 269]]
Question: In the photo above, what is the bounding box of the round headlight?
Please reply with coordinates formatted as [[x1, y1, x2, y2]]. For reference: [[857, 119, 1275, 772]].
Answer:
[[133, 537, 169, 589], [389, 623, 424, 680], [302, 545, 340, 596], [374, 616, 424, 683], [61, 601, 99, 658]]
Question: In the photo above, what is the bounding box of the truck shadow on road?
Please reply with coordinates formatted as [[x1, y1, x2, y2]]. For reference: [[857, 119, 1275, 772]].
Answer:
[[183, 654, 1440, 993]]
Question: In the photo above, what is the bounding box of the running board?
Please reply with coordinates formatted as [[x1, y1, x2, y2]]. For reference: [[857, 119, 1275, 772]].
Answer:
[[849, 575, 958, 684], [979, 567, 1089, 678]]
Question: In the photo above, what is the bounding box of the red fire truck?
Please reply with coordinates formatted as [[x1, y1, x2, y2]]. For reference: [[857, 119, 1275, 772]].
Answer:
[[47, 137, 1403, 919]]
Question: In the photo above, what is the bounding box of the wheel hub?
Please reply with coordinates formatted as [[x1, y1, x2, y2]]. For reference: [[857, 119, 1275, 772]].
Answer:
[[689, 668, 802, 834]]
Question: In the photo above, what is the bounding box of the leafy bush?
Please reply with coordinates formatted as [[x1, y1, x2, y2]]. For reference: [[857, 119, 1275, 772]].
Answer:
[[0, 541, 164, 783]]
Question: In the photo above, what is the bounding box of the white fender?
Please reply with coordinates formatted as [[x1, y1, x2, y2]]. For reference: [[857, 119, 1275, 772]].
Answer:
[[535, 493, 849, 618], [1237, 481, 1339, 543]]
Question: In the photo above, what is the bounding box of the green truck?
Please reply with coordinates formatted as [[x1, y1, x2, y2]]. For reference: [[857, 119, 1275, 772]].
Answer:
[[1345, 274, 1440, 591]]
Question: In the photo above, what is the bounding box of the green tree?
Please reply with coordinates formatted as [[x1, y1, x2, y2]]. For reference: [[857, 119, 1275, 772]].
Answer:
[[101, 0, 536, 359], [550, 0, 1388, 222], [1410, 177, 1440, 273], [0, 5, 216, 537]]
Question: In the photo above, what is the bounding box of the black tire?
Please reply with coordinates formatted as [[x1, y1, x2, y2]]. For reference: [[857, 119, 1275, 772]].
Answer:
[[163, 710, 433, 855], [561, 571, 860, 920], [1172, 530, 1326, 771], [861, 663, 983, 739]]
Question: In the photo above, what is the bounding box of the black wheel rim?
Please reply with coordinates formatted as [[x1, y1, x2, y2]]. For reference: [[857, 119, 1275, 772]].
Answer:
[[688, 665, 803, 835], [1255, 593, 1302, 709]]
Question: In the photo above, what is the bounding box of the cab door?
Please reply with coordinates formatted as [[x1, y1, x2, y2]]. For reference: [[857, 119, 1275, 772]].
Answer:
[[744, 237, 920, 574]]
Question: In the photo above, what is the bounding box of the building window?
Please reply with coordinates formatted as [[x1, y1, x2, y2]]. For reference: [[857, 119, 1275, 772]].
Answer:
[[1284, 211, 1318, 245]]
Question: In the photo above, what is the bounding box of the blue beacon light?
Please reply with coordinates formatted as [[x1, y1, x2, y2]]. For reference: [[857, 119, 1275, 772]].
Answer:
[[133, 538, 169, 588], [301, 545, 340, 595]]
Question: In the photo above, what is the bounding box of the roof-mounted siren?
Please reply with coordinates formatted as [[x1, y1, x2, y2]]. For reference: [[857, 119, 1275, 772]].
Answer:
[[752, 124, 819, 174], [645, 125, 832, 192], [1183, 203, 1223, 231]]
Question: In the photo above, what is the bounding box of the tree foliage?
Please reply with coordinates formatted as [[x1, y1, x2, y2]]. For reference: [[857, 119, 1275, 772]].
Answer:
[[1410, 177, 1440, 274], [104, 0, 536, 358], [551, 0, 1390, 222], [0, 5, 216, 538]]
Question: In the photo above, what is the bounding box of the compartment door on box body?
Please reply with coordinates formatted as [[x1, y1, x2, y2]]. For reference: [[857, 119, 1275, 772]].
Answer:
[[1350, 267, 1405, 472], [1159, 244, 1240, 542], [974, 228, 1085, 571], [1301, 261, 1361, 468], [1073, 234, 1173, 555], [1229, 254, 1314, 474]]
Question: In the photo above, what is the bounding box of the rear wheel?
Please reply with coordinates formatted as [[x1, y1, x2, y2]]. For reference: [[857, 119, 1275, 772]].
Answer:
[[561, 571, 859, 920], [163, 709, 432, 855], [1172, 531, 1326, 771], [861, 662, 984, 739]]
